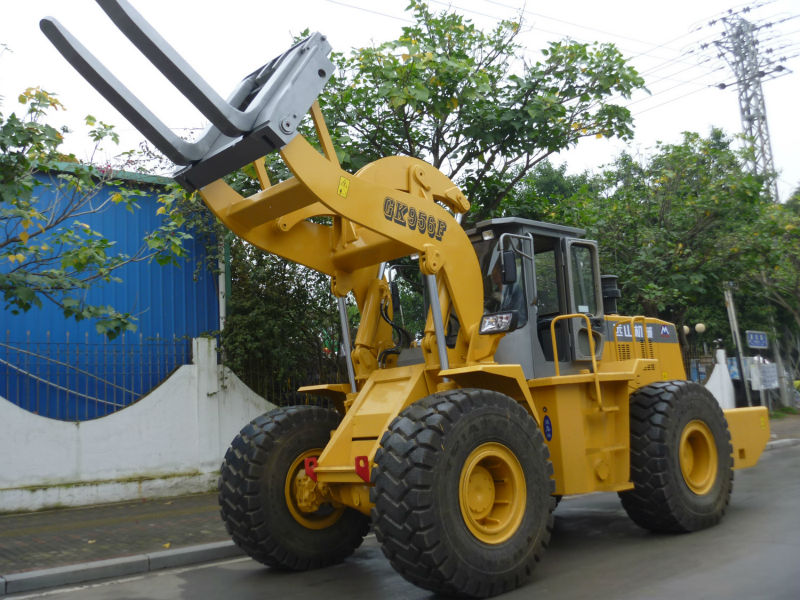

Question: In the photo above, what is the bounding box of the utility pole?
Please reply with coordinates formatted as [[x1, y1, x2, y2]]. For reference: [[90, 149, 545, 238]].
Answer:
[[723, 282, 753, 407], [710, 12, 793, 202]]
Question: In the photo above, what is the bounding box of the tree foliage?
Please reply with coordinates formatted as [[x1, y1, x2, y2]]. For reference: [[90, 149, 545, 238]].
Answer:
[[319, 0, 645, 220], [215, 0, 644, 391], [737, 197, 800, 372], [591, 130, 766, 325], [165, 3, 800, 387], [506, 129, 800, 371], [196, 165, 343, 402], [497, 159, 602, 223], [221, 239, 344, 402], [0, 88, 190, 338]]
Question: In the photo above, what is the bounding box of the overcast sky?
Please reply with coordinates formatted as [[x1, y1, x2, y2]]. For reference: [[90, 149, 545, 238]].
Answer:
[[2, 0, 798, 200]]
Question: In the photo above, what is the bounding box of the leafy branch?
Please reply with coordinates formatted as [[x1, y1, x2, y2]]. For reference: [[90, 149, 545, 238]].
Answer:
[[0, 88, 190, 338]]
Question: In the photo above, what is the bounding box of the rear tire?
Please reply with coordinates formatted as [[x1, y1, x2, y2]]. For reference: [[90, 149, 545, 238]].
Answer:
[[371, 389, 555, 598], [619, 380, 733, 533], [218, 406, 369, 569]]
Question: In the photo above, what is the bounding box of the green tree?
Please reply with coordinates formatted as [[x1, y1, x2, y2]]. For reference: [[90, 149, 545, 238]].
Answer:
[[501, 130, 800, 373], [215, 0, 645, 392], [787, 184, 800, 213], [319, 0, 645, 220], [194, 161, 342, 401], [516, 130, 768, 330], [0, 88, 189, 338], [498, 159, 602, 222], [522, 133, 800, 375], [221, 238, 344, 403], [597, 130, 768, 327], [737, 198, 800, 375]]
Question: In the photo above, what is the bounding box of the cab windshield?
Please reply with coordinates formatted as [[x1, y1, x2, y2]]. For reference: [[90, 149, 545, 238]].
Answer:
[[473, 237, 528, 327]]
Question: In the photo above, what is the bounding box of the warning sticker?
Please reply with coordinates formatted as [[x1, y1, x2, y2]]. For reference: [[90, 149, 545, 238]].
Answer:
[[337, 176, 350, 198]]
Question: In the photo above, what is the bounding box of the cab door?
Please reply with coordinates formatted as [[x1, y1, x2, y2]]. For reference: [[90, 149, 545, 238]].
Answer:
[[562, 239, 605, 361]]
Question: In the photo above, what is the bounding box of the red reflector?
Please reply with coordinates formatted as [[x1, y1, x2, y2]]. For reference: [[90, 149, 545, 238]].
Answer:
[[354, 456, 370, 482], [304, 457, 318, 482]]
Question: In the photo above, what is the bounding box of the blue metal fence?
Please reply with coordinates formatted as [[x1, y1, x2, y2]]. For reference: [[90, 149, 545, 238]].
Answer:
[[1, 165, 218, 421], [0, 331, 191, 421]]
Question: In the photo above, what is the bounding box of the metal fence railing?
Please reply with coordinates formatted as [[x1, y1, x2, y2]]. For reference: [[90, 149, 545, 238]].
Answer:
[[223, 351, 345, 409], [0, 332, 191, 421]]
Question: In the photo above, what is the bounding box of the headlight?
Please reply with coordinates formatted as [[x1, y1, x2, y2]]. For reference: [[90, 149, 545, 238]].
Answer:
[[479, 311, 518, 334]]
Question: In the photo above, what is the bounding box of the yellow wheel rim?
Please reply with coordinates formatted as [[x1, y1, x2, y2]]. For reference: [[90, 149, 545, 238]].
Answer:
[[458, 442, 526, 544], [679, 420, 718, 495], [284, 449, 344, 530]]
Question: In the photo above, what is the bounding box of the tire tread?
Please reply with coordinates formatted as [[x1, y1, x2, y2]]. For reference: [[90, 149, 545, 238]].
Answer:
[[620, 380, 734, 533], [218, 405, 369, 569], [372, 389, 555, 597]]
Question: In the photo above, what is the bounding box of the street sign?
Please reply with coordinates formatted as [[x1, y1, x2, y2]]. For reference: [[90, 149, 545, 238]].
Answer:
[[727, 357, 741, 380], [761, 363, 779, 390], [745, 330, 769, 349]]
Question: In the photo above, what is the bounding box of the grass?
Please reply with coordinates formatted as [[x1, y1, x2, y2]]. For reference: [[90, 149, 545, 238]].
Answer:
[[770, 405, 799, 419]]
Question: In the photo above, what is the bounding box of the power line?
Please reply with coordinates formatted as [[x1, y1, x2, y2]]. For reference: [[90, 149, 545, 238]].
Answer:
[[642, 57, 724, 87], [320, 0, 412, 24], [481, 0, 703, 58], [628, 67, 726, 107], [323, 0, 746, 98], [637, 32, 723, 78], [428, 0, 514, 23], [630, 84, 713, 116], [430, 0, 693, 61]]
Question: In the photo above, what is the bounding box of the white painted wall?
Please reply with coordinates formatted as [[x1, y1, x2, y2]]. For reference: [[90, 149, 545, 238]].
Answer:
[[0, 338, 275, 512]]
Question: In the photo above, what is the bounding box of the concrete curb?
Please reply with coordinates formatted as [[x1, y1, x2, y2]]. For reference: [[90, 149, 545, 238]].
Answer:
[[766, 438, 800, 451], [0, 541, 243, 596]]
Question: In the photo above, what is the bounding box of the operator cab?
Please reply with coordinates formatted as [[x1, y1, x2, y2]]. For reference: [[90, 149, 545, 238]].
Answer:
[[467, 217, 605, 378]]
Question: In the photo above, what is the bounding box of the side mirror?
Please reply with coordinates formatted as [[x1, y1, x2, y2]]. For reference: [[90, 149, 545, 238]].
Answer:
[[501, 250, 517, 285]]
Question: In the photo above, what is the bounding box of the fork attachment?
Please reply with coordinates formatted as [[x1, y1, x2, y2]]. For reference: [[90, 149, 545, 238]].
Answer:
[[41, 0, 333, 190]]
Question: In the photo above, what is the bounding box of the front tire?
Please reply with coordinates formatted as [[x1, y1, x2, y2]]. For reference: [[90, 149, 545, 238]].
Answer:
[[619, 380, 733, 533], [371, 389, 555, 598], [218, 406, 369, 569]]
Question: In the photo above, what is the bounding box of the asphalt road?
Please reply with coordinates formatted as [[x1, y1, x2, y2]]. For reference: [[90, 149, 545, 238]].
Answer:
[[11, 445, 800, 600]]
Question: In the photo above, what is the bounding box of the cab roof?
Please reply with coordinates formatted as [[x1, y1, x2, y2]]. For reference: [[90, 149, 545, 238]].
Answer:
[[466, 217, 586, 240]]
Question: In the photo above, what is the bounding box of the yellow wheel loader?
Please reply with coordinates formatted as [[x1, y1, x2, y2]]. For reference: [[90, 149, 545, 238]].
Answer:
[[43, 2, 770, 596]]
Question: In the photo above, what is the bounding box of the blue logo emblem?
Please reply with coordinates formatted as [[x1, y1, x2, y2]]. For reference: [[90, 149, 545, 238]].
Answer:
[[543, 416, 553, 442]]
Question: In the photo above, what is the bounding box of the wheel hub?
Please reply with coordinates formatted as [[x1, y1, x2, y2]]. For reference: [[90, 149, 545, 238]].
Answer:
[[294, 471, 323, 513], [459, 442, 526, 545], [284, 449, 345, 530], [465, 465, 495, 518], [679, 420, 718, 495]]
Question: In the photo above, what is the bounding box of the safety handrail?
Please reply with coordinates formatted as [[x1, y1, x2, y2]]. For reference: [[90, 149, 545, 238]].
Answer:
[[549, 314, 604, 409]]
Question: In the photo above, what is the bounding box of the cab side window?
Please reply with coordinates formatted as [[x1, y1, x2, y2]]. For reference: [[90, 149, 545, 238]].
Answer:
[[535, 249, 559, 316], [570, 245, 598, 315]]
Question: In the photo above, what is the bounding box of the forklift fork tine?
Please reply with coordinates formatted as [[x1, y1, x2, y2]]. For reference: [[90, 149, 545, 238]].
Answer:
[[39, 17, 207, 165], [96, 0, 252, 137], [41, 1, 334, 190]]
